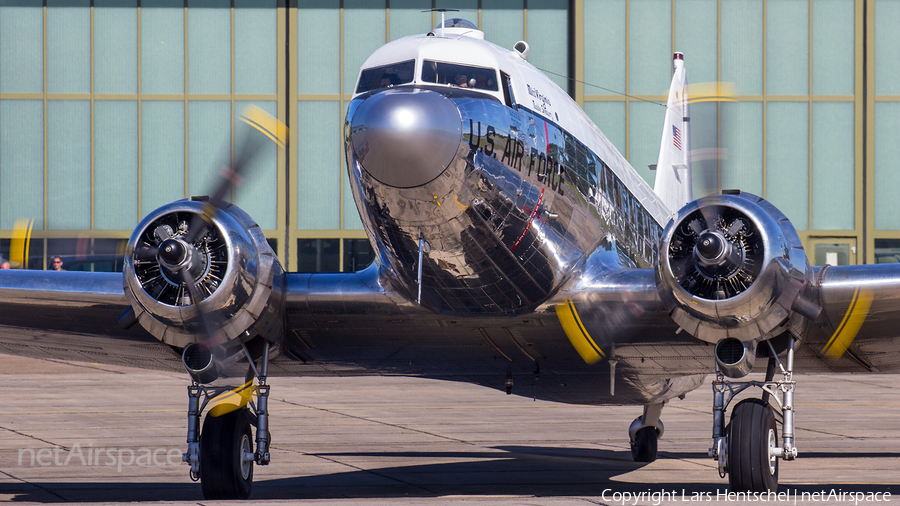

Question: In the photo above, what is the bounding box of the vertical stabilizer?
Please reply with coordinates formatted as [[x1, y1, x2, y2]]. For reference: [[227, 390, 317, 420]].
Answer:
[[653, 53, 691, 216]]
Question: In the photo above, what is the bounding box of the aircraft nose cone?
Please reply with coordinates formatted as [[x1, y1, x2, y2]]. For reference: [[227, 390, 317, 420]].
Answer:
[[695, 231, 724, 261], [350, 88, 462, 188]]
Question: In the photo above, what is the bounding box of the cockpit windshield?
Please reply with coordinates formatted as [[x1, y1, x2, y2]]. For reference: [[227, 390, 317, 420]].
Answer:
[[356, 60, 415, 93], [421, 60, 498, 91]]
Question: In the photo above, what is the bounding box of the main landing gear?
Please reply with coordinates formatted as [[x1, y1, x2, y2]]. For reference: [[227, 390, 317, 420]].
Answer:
[[709, 337, 798, 492], [182, 342, 272, 500]]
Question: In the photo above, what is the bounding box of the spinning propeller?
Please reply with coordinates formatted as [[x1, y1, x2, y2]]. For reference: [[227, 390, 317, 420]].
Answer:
[[128, 105, 288, 378]]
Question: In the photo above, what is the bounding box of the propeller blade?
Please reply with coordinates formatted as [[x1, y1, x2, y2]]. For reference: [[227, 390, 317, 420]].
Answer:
[[182, 106, 288, 245], [179, 267, 226, 356], [133, 245, 159, 261]]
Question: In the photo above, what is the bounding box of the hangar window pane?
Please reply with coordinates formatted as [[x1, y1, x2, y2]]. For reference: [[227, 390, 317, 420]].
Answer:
[[766, 102, 808, 231], [95, 100, 139, 230], [583, 0, 624, 97], [812, 0, 854, 96], [0, 100, 44, 230], [689, 102, 720, 198], [234, 101, 278, 230], [343, 238, 375, 272], [874, 239, 900, 264], [298, 0, 340, 95], [722, 0, 762, 96], [526, 0, 568, 92], [675, 0, 717, 86], [875, 102, 900, 230], [389, 0, 432, 41], [95, 0, 138, 94], [0, 1, 43, 93], [766, 0, 808, 96], [141, 101, 185, 217], [188, 101, 231, 204], [343, 1, 386, 96], [482, 0, 524, 52], [812, 102, 854, 230], [297, 238, 339, 272], [188, 0, 231, 95], [875, 0, 900, 95], [141, 0, 185, 95], [48, 101, 91, 230], [721, 102, 763, 195], [47, 0, 90, 94], [584, 102, 625, 156], [297, 101, 340, 229], [628, 101, 664, 186], [628, 0, 670, 96], [235, 0, 276, 95]]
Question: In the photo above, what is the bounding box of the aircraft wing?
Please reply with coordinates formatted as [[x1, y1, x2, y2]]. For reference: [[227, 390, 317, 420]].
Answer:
[[803, 263, 900, 372], [0, 270, 183, 371]]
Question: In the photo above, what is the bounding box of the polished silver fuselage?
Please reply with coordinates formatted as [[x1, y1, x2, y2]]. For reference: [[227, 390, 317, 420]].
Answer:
[[347, 86, 664, 316]]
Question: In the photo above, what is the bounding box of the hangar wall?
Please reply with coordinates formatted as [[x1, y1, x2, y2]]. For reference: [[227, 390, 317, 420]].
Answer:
[[0, 0, 894, 271]]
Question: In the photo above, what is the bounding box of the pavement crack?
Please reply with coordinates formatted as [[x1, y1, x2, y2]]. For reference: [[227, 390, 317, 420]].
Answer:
[[305, 451, 440, 496], [277, 398, 475, 446], [0, 424, 69, 450], [0, 468, 69, 502]]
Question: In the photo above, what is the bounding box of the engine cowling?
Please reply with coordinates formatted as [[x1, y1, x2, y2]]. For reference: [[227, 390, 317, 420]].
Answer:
[[656, 191, 818, 347], [123, 199, 285, 352]]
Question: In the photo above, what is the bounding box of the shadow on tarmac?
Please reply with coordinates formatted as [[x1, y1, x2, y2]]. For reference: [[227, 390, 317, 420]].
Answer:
[[3, 446, 900, 502]]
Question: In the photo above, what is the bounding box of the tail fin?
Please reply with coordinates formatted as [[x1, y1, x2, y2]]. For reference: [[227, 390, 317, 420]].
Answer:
[[653, 53, 691, 216]]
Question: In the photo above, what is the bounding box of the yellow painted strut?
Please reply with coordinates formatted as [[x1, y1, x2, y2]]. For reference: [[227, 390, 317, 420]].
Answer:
[[207, 380, 257, 418]]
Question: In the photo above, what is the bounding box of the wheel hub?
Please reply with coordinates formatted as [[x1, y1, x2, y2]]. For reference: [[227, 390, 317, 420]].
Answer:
[[240, 434, 253, 480]]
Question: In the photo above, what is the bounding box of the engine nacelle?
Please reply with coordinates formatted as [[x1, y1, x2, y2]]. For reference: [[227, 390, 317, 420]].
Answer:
[[656, 191, 818, 346], [123, 199, 285, 351]]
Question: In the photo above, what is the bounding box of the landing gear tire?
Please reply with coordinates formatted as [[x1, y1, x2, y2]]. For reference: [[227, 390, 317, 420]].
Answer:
[[631, 426, 659, 462], [727, 398, 778, 493], [199, 408, 254, 500]]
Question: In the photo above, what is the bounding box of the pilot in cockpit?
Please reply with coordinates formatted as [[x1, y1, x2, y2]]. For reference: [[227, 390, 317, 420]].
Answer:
[[380, 73, 401, 88], [454, 73, 469, 87]]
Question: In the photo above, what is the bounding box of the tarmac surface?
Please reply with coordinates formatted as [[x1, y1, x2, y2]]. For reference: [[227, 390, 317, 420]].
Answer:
[[0, 354, 898, 505]]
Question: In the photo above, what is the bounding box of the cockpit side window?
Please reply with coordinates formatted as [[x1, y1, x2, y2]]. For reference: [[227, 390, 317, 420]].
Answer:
[[500, 71, 516, 108], [421, 60, 499, 91], [356, 59, 416, 93]]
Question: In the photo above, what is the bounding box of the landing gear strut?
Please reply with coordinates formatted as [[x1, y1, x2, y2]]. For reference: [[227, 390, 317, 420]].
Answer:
[[183, 341, 273, 499], [709, 337, 797, 492]]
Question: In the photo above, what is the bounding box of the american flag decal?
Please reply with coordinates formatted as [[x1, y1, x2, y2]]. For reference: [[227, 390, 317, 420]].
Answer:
[[673, 125, 682, 150]]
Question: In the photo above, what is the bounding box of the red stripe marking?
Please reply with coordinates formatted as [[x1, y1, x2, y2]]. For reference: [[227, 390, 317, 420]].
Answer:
[[511, 188, 545, 252], [544, 120, 550, 152]]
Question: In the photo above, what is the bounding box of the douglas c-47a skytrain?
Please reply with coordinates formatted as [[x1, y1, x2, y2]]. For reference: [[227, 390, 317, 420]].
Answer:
[[2, 16, 900, 500]]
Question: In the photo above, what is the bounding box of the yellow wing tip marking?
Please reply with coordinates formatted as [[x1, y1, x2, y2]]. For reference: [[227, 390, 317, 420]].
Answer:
[[240, 105, 288, 149], [683, 82, 737, 104], [555, 299, 605, 364], [10, 218, 34, 269], [208, 380, 256, 418], [822, 288, 874, 360]]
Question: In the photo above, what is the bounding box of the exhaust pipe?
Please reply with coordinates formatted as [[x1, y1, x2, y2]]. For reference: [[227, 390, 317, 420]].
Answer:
[[182, 343, 219, 384], [715, 338, 756, 378]]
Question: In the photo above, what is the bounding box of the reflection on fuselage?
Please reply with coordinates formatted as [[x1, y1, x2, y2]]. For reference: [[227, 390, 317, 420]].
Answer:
[[347, 86, 664, 316]]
